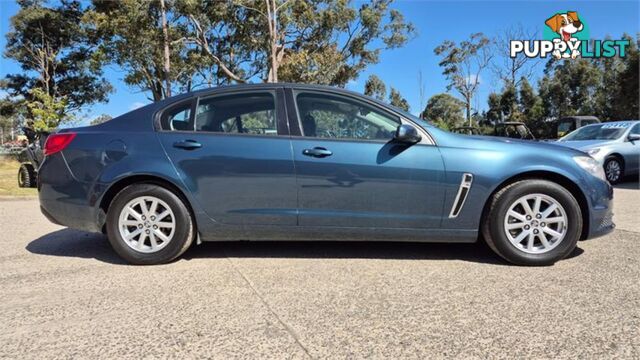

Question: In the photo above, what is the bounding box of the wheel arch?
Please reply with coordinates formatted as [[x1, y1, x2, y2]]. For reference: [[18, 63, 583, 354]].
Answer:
[[480, 170, 590, 240], [98, 174, 197, 234]]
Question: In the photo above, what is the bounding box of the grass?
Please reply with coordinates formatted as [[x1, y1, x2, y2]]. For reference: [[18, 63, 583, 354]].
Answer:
[[0, 158, 38, 198]]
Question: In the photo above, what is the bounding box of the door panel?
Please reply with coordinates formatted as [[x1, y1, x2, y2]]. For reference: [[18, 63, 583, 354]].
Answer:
[[292, 139, 446, 228], [158, 89, 297, 226]]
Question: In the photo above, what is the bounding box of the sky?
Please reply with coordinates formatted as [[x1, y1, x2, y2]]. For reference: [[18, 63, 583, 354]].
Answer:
[[1, 0, 639, 125]]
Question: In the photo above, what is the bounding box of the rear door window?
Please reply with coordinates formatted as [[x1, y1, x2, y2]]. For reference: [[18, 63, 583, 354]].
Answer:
[[160, 101, 194, 131], [195, 92, 277, 136]]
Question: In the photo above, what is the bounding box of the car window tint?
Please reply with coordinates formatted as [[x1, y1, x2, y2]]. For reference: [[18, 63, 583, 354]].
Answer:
[[295, 92, 399, 140], [631, 123, 640, 134], [195, 93, 277, 136], [161, 102, 193, 131]]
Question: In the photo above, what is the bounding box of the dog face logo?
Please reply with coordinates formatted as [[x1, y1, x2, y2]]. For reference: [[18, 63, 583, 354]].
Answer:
[[545, 11, 584, 59], [545, 11, 584, 41]]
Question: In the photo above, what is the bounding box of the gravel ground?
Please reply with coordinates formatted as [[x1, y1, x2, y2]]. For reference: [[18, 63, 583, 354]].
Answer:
[[0, 183, 638, 359]]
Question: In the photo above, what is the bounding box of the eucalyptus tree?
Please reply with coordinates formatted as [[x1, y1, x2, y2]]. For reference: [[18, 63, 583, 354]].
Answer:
[[2, 0, 112, 127]]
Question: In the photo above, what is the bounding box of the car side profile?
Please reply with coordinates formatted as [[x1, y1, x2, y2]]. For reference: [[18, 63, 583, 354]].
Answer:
[[38, 84, 614, 265]]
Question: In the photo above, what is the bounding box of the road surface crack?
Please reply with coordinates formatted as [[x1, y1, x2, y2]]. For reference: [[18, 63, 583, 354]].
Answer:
[[223, 251, 313, 359]]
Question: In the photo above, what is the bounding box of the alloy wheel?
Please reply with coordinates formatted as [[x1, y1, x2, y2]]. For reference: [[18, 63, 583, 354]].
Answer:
[[605, 159, 621, 183], [503, 193, 568, 254], [118, 196, 176, 253]]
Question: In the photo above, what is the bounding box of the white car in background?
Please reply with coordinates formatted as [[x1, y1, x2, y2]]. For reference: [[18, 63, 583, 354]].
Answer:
[[555, 121, 640, 184]]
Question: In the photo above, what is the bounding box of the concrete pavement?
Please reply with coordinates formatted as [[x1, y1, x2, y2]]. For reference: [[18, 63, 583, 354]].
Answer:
[[0, 184, 638, 358]]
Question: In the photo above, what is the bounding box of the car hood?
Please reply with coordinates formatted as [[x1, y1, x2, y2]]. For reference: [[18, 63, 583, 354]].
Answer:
[[553, 140, 617, 151], [437, 131, 585, 156]]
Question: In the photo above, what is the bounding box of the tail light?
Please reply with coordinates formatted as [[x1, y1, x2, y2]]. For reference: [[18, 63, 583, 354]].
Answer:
[[43, 133, 76, 156]]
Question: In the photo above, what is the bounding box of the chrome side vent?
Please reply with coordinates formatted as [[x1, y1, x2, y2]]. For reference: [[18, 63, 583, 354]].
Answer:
[[449, 173, 473, 218]]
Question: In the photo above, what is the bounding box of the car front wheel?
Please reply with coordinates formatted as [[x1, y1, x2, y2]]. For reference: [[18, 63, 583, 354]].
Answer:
[[106, 184, 195, 265], [482, 180, 582, 266], [604, 157, 624, 184]]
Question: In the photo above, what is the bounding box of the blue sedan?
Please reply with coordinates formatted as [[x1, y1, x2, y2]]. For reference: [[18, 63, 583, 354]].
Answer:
[[38, 84, 614, 265]]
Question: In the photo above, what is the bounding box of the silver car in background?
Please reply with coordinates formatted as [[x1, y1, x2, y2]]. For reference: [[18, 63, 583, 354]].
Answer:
[[555, 121, 640, 184]]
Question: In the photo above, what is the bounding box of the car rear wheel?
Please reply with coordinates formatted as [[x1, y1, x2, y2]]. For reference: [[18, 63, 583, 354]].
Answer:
[[604, 157, 623, 184], [482, 180, 582, 266], [106, 184, 194, 265]]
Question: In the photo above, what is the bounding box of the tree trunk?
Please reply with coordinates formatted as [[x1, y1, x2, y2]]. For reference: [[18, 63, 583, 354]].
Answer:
[[465, 97, 472, 126], [159, 0, 172, 98], [266, 0, 279, 83]]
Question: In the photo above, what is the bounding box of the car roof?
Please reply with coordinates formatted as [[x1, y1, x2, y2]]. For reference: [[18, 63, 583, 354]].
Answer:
[[560, 115, 600, 121], [158, 82, 401, 113]]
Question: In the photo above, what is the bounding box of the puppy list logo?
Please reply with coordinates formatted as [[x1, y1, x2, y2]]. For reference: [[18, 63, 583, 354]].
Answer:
[[510, 11, 630, 59]]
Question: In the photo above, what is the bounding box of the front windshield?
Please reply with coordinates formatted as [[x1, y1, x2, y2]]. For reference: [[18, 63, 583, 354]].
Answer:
[[562, 123, 629, 141]]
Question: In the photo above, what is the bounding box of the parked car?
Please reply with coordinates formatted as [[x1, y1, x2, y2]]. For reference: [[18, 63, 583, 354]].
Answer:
[[554, 116, 600, 138], [452, 126, 481, 135], [38, 84, 614, 266], [494, 122, 536, 140], [554, 121, 640, 184]]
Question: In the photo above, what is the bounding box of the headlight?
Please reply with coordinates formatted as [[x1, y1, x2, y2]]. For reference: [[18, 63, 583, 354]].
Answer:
[[574, 156, 606, 181], [587, 148, 601, 156]]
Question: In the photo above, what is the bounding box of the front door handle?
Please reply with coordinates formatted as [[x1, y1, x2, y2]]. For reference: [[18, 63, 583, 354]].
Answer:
[[173, 140, 202, 150], [302, 147, 332, 158]]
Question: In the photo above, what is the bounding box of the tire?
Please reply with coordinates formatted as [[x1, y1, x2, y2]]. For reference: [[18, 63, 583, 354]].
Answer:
[[482, 179, 582, 266], [18, 163, 36, 188], [106, 183, 195, 265], [604, 157, 624, 184]]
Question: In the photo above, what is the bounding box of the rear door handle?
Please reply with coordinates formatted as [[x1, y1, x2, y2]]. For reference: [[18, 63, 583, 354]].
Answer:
[[302, 147, 332, 158], [173, 140, 202, 150]]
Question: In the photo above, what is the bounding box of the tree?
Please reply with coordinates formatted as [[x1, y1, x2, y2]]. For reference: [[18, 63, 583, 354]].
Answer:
[[610, 34, 639, 120], [364, 74, 386, 100], [174, 1, 257, 85], [233, 0, 416, 85], [89, 114, 112, 125], [0, 98, 22, 144], [499, 84, 520, 121], [26, 88, 67, 131], [538, 59, 600, 120], [485, 93, 502, 125], [434, 33, 492, 125], [388, 87, 409, 111], [421, 93, 465, 129], [491, 24, 540, 87], [3, 0, 112, 118], [86, 0, 197, 101], [519, 78, 543, 121]]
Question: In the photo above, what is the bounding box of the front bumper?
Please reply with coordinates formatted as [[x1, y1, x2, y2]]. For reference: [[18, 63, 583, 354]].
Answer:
[[583, 175, 615, 239]]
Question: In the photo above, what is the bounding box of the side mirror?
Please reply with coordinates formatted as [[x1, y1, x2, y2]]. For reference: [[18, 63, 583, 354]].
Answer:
[[628, 133, 640, 142], [394, 124, 422, 144]]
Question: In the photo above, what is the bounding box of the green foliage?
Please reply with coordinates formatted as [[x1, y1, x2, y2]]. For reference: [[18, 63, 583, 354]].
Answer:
[[3, 0, 112, 115], [273, 0, 416, 85], [499, 84, 520, 121], [421, 93, 465, 129], [486, 93, 502, 124], [388, 87, 409, 111], [364, 75, 387, 101], [89, 114, 112, 126], [86, 0, 197, 101], [26, 88, 68, 131]]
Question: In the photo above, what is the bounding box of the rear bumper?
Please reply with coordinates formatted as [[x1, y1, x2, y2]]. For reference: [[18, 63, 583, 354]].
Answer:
[[38, 153, 102, 233]]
